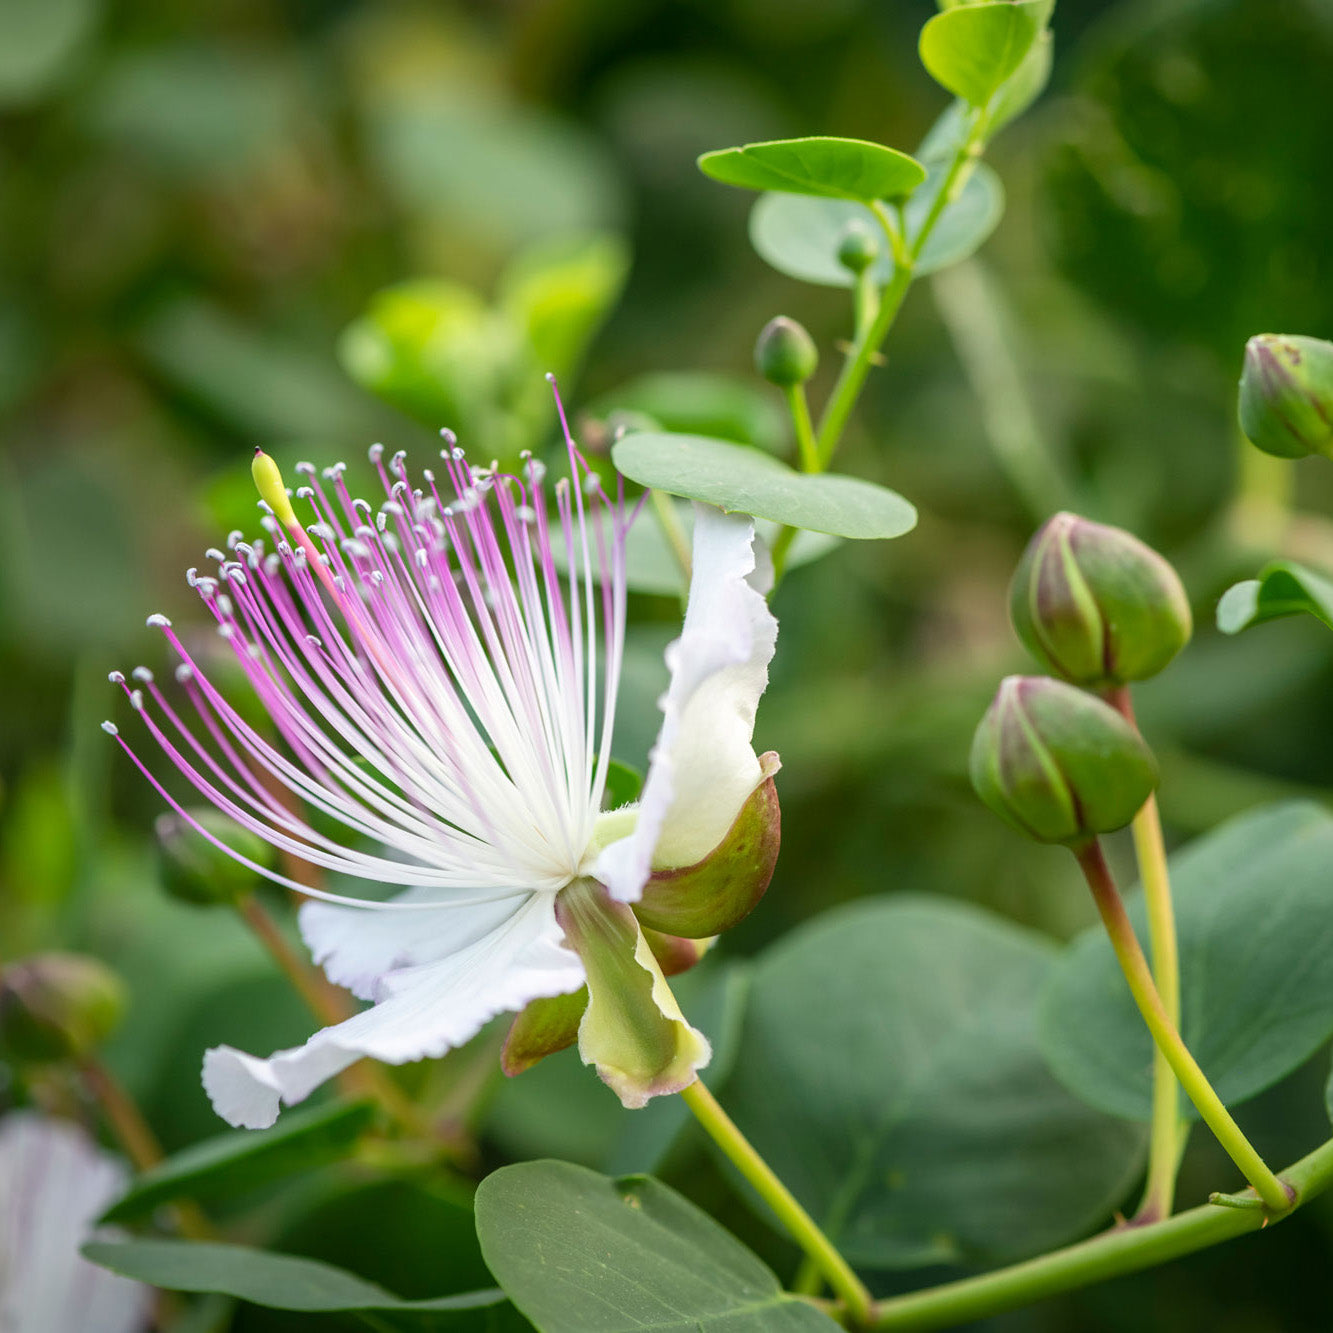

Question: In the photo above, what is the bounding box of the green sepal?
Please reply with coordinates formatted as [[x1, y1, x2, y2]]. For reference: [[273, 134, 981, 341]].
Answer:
[[501, 987, 588, 1077], [557, 880, 709, 1108], [632, 757, 781, 939]]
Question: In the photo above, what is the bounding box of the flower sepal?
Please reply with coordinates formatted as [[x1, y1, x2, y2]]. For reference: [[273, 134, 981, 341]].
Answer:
[[556, 878, 710, 1109], [630, 753, 781, 939]]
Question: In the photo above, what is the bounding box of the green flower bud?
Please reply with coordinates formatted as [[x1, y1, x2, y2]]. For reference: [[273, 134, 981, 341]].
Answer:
[[155, 808, 271, 906], [0, 953, 127, 1063], [837, 220, 879, 275], [970, 676, 1159, 845], [1010, 513, 1192, 687], [754, 316, 818, 387], [1238, 333, 1333, 460]]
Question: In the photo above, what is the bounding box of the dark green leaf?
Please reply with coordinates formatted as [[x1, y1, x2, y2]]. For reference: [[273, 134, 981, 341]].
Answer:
[[474, 1162, 840, 1332], [100, 1101, 377, 1224], [748, 163, 1003, 289], [721, 896, 1145, 1268], [83, 1241, 517, 1328], [919, 1, 1048, 108], [1217, 561, 1333, 635], [698, 136, 925, 203], [611, 434, 916, 540], [1042, 802, 1333, 1122]]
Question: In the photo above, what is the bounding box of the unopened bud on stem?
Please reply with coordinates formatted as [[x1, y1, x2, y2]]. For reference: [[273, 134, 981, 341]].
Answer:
[[1010, 513, 1191, 687], [755, 317, 818, 387], [0, 954, 127, 1063], [970, 675, 1158, 845], [837, 221, 879, 276], [1238, 333, 1333, 460]]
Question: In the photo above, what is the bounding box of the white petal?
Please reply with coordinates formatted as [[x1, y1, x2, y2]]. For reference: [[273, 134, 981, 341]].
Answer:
[[593, 504, 777, 901], [0, 1112, 152, 1333], [203, 893, 585, 1128], [299, 890, 523, 1002]]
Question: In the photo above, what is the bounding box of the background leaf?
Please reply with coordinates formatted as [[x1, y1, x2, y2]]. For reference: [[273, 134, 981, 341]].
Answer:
[[84, 1240, 520, 1328], [611, 433, 916, 540], [100, 1100, 377, 1224], [698, 136, 925, 203], [1041, 802, 1333, 1122], [1217, 561, 1333, 635], [719, 896, 1145, 1269], [474, 1163, 840, 1332], [748, 163, 1003, 289]]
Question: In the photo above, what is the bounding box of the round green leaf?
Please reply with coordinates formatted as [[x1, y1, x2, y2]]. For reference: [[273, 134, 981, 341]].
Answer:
[[1041, 802, 1333, 1122], [720, 897, 1145, 1269], [919, 1, 1049, 109], [83, 1241, 518, 1326], [611, 434, 917, 540], [698, 136, 926, 203], [475, 1163, 840, 1332], [748, 162, 1004, 288]]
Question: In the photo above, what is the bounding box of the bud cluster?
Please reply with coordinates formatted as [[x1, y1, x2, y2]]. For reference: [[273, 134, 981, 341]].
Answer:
[[971, 512, 1190, 847]]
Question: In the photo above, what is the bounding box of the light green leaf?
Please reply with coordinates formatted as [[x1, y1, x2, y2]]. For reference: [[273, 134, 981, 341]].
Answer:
[[100, 1101, 377, 1225], [748, 162, 1004, 289], [1041, 802, 1333, 1122], [1217, 561, 1333, 635], [919, 1, 1048, 108], [721, 897, 1145, 1268], [83, 1241, 518, 1327], [698, 136, 925, 203], [474, 1163, 840, 1332], [497, 232, 630, 384], [611, 434, 916, 540], [337, 279, 517, 432]]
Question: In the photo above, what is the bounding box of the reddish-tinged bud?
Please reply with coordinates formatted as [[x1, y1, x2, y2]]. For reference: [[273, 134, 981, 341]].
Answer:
[[1239, 333, 1333, 460], [0, 954, 127, 1063], [970, 676, 1158, 845], [1010, 513, 1191, 687]]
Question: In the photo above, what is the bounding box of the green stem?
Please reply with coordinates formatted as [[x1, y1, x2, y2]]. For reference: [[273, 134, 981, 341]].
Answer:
[[871, 1135, 1333, 1331], [680, 1079, 874, 1328], [650, 488, 693, 588], [1105, 686, 1185, 1222], [786, 383, 821, 473], [814, 263, 913, 470], [1073, 840, 1291, 1213]]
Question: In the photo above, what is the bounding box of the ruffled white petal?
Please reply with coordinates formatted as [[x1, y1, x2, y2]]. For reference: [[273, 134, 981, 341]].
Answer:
[[0, 1113, 151, 1333], [593, 504, 777, 901], [204, 893, 585, 1128], [298, 890, 524, 1002]]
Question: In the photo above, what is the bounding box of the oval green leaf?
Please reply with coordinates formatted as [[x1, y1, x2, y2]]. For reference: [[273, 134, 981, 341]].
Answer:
[[100, 1100, 377, 1225], [474, 1162, 840, 1332], [720, 897, 1145, 1269], [698, 136, 926, 203], [748, 162, 1004, 288], [1041, 802, 1333, 1122], [83, 1240, 519, 1326], [919, 1, 1049, 108], [611, 433, 917, 540], [1217, 560, 1333, 635]]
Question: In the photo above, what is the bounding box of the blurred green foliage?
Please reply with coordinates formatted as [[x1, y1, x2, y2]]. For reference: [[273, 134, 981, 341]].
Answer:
[[4, 0, 1333, 1328]]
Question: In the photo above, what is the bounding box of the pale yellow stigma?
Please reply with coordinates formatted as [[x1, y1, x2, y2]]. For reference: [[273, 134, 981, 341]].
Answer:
[[251, 449, 300, 530]]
